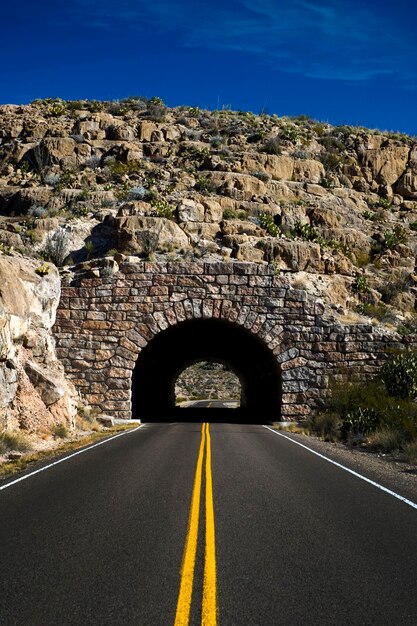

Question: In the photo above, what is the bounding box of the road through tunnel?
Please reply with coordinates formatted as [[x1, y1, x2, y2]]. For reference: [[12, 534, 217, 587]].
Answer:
[[132, 318, 281, 423]]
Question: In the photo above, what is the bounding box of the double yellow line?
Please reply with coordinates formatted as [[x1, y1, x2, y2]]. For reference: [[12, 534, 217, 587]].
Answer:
[[174, 423, 217, 626]]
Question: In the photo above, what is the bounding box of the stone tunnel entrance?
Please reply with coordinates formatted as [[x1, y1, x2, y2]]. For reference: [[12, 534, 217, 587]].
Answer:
[[131, 318, 281, 423]]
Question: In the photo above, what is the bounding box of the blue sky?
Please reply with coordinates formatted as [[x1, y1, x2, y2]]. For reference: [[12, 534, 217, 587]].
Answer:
[[1, 0, 416, 134]]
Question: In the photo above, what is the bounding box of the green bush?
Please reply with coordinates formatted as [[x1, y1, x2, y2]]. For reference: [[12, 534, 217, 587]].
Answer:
[[382, 226, 408, 250], [352, 274, 369, 295], [222, 208, 237, 220], [381, 352, 417, 399], [259, 213, 279, 237], [323, 377, 417, 441], [291, 221, 324, 245], [340, 406, 379, 438], [194, 175, 214, 193], [151, 197, 174, 219]]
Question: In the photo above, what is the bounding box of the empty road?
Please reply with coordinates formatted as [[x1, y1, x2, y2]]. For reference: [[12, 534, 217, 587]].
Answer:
[[1, 422, 417, 625]]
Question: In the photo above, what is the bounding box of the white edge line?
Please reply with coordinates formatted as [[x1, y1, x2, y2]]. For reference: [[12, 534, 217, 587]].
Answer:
[[262, 425, 417, 511], [0, 426, 142, 492]]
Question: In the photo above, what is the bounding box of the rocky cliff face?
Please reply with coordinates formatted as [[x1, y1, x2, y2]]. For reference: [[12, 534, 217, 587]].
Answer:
[[0, 97, 417, 434], [0, 97, 416, 330], [0, 256, 76, 432]]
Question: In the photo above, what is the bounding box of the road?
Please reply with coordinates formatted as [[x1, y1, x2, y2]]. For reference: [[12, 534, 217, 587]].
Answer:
[[1, 422, 417, 625]]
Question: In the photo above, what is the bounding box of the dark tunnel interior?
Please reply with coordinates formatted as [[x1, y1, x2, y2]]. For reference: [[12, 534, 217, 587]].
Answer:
[[131, 318, 281, 423]]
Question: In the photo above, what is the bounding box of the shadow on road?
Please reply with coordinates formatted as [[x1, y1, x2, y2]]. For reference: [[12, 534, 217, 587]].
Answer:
[[140, 400, 276, 424]]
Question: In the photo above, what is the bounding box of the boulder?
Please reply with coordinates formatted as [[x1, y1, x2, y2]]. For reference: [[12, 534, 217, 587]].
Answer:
[[364, 142, 409, 185], [221, 219, 264, 237], [293, 159, 325, 184], [24, 360, 66, 406], [257, 238, 325, 272], [201, 198, 223, 223], [116, 216, 189, 254], [394, 167, 417, 199], [177, 199, 205, 223]]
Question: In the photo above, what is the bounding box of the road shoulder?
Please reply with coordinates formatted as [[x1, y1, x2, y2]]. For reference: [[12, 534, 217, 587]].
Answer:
[[269, 427, 417, 505]]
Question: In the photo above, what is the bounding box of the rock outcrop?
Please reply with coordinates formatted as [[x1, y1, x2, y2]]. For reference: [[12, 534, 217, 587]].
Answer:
[[0, 256, 77, 432]]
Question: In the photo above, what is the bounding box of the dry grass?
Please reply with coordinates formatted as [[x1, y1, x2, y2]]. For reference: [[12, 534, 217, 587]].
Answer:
[[50, 423, 69, 439], [274, 422, 311, 435], [0, 423, 139, 478], [310, 412, 342, 441], [367, 427, 405, 453], [0, 431, 33, 454]]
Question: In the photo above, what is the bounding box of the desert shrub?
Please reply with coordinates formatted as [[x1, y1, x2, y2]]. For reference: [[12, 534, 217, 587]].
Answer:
[[151, 197, 174, 219], [0, 431, 33, 454], [251, 171, 270, 182], [51, 423, 69, 439], [323, 377, 417, 440], [263, 137, 282, 155], [380, 271, 412, 304], [377, 196, 392, 209], [127, 186, 148, 201], [355, 302, 396, 323], [352, 274, 370, 295], [291, 220, 323, 244], [321, 152, 342, 172], [35, 263, 50, 276], [353, 251, 371, 268], [367, 427, 406, 452], [341, 406, 379, 438], [28, 205, 47, 219], [194, 175, 215, 193], [319, 177, 333, 189], [259, 212, 279, 236], [85, 240, 94, 260], [85, 155, 101, 170], [382, 226, 408, 250], [381, 351, 417, 399], [66, 100, 85, 112], [310, 412, 341, 440], [88, 100, 105, 112], [222, 208, 237, 219], [41, 228, 71, 266], [397, 317, 417, 336], [280, 125, 300, 143]]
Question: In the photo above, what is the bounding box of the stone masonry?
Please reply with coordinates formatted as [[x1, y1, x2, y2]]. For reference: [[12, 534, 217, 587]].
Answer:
[[53, 261, 413, 421]]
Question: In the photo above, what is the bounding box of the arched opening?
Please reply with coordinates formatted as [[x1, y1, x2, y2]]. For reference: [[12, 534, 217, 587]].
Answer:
[[131, 318, 281, 423], [175, 361, 242, 407]]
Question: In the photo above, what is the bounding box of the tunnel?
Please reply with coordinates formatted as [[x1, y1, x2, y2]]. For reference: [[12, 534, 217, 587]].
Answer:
[[131, 318, 281, 423]]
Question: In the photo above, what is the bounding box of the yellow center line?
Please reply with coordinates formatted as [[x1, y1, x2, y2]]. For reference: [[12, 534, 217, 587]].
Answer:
[[174, 423, 218, 626], [202, 423, 217, 626], [174, 424, 206, 626]]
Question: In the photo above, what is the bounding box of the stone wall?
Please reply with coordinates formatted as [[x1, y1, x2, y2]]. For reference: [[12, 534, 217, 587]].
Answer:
[[53, 261, 412, 421]]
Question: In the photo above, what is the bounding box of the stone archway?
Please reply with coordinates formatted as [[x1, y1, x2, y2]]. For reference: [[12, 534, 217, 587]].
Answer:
[[131, 318, 281, 423]]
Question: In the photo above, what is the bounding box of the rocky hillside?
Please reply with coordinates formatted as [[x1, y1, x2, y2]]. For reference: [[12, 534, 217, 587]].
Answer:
[[1, 96, 417, 439], [1, 97, 416, 332]]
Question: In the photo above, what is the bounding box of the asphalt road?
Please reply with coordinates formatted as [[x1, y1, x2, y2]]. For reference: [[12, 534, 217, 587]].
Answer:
[[1, 422, 417, 625]]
